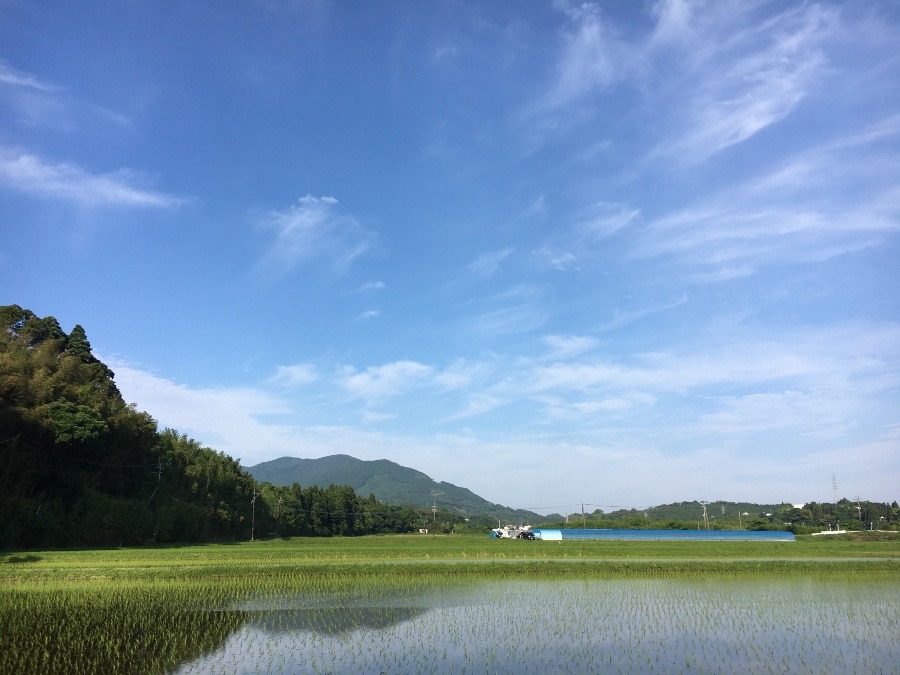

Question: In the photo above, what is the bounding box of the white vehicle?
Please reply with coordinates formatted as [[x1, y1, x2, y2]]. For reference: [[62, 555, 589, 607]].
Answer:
[[490, 525, 535, 540]]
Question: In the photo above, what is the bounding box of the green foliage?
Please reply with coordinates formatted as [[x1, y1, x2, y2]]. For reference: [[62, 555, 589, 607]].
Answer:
[[0, 305, 168, 548], [42, 400, 109, 443], [248, 480, 425, 539], [150, 429, 259, 542]]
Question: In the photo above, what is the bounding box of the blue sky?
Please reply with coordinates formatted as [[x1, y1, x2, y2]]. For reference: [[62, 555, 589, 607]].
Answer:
[[2, 1, 898, 512]]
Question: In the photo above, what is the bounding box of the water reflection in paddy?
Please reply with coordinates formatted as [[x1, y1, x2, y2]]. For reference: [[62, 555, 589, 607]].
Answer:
[[175, 579, 899, 674]]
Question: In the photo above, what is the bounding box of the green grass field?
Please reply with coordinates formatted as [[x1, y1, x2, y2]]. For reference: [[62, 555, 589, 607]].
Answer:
[[4, 533, 899, 582]]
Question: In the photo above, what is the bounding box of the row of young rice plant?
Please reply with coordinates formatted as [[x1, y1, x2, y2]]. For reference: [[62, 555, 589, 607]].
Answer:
[[0, 580, 242, 674], [3, 533, 898, 584]]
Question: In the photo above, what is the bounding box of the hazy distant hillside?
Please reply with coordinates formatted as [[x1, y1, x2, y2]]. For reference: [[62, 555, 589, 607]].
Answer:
[[246, 455, 548, 523]]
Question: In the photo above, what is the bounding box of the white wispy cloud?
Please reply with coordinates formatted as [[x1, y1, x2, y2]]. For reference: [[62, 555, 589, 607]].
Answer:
[[0, 147, 184, 208], [523, 322, 900, 444], [598, 294, 688, 332], [353, 280, 386, 294], [531, 201, 639, 276], [470, 302, 547, 336], [432, 358, 488, 391], [637, 199, 889, 280], [536, 2, 643, 112], [452, 282, 550, 337], [574, 202, 640, 240], [259, 195, 373, 274], [541, 334, 598, 360], [0, 60, 59, 92], [743, 115, 900, 205], [524, 3, 893, 287], [329, 355, 504, 423], [648, 0, 697, 48], [634, 116, 900, 278], [545, 323, 895, 394], [431, 44, 458, 64], [532, 246, 578, 272], [106, 358, 293, 463], [649, 3, 837, 163], [528, 1, 834, 163], [528, 343, 814, 395], [1, 58, 132, 132], [341, 360, 434, 406], [442, 392, 505, 422], [464, 247, 515, 280], [270, 363, 319, 387], [696, 390, 851, 440], [537, 391, 656, 423]]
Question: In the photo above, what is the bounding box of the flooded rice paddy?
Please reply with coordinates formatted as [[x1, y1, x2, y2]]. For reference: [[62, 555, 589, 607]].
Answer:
[[174, 578, 899, 674]]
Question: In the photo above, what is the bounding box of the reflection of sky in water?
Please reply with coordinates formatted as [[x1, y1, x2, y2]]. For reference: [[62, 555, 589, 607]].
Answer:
[[229, 583, 481, 636], [174, 579, 900, 674], [245, 606, 430, 636]]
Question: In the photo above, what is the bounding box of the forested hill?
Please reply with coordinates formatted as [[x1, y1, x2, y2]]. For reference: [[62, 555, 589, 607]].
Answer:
[[247, 455, 548, 523], [0, 305, 434, 550]]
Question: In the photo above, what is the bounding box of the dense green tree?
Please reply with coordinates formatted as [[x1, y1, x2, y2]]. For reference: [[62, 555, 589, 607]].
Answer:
[[42, 400, 109, 443], [0, 306, 160, 547]]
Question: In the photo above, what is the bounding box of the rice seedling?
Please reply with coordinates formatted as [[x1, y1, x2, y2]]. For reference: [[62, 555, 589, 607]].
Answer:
[[2, 535, 898, 672]]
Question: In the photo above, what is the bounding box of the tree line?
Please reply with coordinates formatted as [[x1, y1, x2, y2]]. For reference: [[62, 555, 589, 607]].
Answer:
[[546, 499, 899, 534], [0, 305, 435, 549]]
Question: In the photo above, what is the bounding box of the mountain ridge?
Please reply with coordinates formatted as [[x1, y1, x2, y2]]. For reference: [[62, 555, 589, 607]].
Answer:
[[246, 454, 548, 523]]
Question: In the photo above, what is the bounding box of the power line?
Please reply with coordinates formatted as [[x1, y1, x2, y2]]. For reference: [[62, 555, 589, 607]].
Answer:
[[146, 458, 169, 506], [520, 503, 625, 512]]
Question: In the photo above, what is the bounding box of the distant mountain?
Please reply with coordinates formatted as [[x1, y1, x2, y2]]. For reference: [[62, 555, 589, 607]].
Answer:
[[246, 454, 549, 523]]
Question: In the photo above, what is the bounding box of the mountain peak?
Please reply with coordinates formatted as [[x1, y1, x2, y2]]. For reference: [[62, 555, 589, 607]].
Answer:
[[246, 454, 541, 521]]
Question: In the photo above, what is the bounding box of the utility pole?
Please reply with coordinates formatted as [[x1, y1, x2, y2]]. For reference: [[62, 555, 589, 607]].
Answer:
[[429, 500, 439, 538], [276, 497, 282, 537], [832, 474, 839, 530], [251, 490, 261, 541], [147, 458, 167, 506], [699, 501, 710, 530]]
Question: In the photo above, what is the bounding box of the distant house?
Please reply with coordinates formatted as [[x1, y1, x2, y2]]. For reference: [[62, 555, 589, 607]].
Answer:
[[792, 503, 806, 509]]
